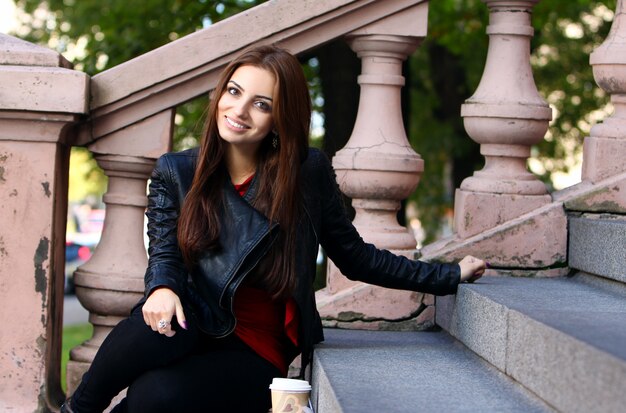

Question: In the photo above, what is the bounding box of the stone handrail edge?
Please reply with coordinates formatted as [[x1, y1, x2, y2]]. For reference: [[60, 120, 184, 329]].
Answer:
[[83, 0, 427, 144]]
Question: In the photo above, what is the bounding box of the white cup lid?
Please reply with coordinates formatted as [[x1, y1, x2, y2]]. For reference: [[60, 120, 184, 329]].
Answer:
[[269, 378, 312, 392]]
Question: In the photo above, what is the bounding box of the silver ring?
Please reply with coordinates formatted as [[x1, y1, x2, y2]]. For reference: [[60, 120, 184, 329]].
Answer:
[[157, 319, 169, 330]]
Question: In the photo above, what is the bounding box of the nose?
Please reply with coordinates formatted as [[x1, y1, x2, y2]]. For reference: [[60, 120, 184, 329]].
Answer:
[[232, 99, 249, 119]]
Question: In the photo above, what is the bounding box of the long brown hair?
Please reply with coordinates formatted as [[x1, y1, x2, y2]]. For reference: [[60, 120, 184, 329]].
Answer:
[[177, 45, 311, 299]]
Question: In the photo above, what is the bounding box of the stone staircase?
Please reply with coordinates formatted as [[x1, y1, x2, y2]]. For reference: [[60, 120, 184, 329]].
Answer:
[[312, 329, 555, 413], [311, 209, 626, 412]]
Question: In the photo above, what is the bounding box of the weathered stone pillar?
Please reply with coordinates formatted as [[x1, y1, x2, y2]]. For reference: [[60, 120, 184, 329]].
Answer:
[[316, 3, 436, 330], [332, 35, 424, 252], [585, 0, 626, 182], [67, 110, 173, 394], [454, 0, 552, 239], [0, 35, 88, 411]]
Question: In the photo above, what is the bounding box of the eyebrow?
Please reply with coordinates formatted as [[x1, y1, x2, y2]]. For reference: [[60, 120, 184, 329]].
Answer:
[[229, 80, 273, 102]]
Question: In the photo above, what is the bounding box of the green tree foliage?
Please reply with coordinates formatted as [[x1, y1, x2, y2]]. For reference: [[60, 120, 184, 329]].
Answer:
[[532, 0, 615, 177], [12, 0, 617, 243]]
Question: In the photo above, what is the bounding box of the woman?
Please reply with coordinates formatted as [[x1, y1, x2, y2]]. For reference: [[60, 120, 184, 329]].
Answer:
[[63, 45, 485, 413]]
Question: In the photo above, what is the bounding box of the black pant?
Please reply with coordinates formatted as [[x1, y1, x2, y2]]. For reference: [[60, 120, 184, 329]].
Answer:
[[70, 305, 281, 413]]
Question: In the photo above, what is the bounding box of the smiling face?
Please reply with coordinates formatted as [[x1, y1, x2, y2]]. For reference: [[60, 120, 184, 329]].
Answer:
[[216, 65, 277, 154]]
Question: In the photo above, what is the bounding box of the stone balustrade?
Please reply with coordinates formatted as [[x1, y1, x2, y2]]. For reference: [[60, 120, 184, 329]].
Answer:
[[2, 0, 626, 410], [420, 0, 568, 271], [454, 0, 553, 240]]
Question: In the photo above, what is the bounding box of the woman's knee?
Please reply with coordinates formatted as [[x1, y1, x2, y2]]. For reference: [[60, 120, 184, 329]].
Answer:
[[126, 370, 184, 413]]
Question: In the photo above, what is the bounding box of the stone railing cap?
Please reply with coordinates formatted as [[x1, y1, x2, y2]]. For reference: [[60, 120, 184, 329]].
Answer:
[[0, 33, 71, 68]]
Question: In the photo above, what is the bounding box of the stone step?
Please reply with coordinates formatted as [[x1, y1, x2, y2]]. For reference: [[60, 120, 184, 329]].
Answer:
[[568, 213, 626, 285], [436, 276, 626, 413], [311, 329, 554, 413]]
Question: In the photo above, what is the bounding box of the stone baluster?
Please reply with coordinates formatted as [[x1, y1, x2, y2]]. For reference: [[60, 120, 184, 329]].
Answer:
[[316, 3, 437, 330], [585, 0, 626, 182], [67, 110, 174, 393], [334, 35, 423, 251], [0, 34, 88, 411], [454, 0, 552, 239], [327, 34, 423, 296]]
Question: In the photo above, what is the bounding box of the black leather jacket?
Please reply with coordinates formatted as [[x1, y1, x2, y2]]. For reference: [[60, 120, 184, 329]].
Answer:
[[143, 147, 460, 368]]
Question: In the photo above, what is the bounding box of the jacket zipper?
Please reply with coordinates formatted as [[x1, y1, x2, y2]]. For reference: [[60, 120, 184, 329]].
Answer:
[[212, 221, 279, 338]]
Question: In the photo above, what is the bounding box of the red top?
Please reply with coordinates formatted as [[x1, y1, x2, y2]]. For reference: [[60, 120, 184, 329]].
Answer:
[[232, 176, 299, 376]]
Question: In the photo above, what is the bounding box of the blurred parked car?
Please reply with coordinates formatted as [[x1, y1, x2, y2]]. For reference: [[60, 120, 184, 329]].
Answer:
[[65, 207, 104, 294], [64, 241, 93, 294]]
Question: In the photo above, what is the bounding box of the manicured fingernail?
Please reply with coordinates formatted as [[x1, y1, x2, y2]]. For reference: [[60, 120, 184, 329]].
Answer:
[[486, 262, 491, 268], [181, 320, 188, 330]]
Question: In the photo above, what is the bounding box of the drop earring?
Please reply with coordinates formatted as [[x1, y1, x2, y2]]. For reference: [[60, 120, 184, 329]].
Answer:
[[272, 132, 279, 149]]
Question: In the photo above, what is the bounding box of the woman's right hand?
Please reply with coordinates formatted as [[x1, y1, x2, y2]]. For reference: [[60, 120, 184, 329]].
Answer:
[[458, 255, 487, 283], [142, 287, 187, 337]]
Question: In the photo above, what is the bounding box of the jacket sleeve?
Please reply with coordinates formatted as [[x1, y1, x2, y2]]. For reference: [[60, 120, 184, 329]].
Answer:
[[316, 152, 460, 296], [143, 154, 188, 298]]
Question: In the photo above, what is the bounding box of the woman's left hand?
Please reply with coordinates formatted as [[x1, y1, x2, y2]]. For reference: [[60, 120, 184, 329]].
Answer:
[[458, 255, 487, 283]]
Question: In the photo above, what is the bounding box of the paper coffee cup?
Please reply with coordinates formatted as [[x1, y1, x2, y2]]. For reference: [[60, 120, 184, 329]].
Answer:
[[269, 378, 312, 413]]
